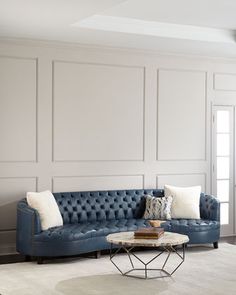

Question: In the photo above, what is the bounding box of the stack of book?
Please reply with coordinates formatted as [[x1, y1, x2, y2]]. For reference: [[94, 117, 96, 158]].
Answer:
[[134, 227, 164, 239]]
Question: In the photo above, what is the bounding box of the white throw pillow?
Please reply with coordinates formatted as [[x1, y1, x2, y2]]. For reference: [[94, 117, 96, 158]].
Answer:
[[164, 185, 201, 219], [27, 190, 63, 230]]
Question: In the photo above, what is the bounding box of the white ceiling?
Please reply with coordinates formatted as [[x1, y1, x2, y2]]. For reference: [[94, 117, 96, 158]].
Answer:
[[0, 0, 236, 58], [102, 0, 236, 30]]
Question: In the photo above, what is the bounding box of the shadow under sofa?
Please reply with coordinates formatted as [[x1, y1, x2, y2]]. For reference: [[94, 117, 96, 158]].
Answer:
[[16, 189, 220, 264]]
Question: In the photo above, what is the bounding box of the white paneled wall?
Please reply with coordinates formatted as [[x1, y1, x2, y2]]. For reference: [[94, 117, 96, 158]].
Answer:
[[157, 69, 206, 161], [0, 57, 37, 162], [156, 174, 206, 191], [52, 175, 144, 193], [214, 73, 236, 91], [1, 40, 236, 252], [53, 61, 144, 161]]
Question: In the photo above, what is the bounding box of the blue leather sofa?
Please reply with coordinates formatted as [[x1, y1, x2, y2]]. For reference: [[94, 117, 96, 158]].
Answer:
[[16, 189, 220, 263]]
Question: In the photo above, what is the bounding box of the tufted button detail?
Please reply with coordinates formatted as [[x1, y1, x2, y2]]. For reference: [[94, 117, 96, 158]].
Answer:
[[162, 218, 220, 233], [35, 218, 152, 242], [53, 189, 165, 224]]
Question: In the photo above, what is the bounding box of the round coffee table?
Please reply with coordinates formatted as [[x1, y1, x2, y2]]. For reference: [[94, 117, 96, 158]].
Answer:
[[106, 231, 189, 279]]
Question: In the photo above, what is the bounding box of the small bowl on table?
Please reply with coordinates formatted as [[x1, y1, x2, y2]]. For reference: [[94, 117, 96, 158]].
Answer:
[[149, 220, 165, 228]]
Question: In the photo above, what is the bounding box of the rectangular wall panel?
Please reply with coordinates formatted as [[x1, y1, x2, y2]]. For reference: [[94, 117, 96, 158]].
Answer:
[[0, 57, 37, 162], [53, 175, 144, 193], [156, 174, 206, 191], [214, 73, 236, 91], [157, 69, 206, 161], [53, 61, 144, 162], [0, 177, 37, 230]]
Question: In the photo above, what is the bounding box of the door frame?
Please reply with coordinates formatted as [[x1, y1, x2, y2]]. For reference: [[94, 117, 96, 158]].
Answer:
[[212, 105, 234, 236]]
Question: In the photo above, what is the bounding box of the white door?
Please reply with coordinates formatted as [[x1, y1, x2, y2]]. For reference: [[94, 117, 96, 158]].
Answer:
[[212, 106, 234, 236]]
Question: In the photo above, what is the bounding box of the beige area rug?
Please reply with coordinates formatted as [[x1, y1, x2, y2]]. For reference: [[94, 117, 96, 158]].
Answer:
[[0, 243, 236, 295]]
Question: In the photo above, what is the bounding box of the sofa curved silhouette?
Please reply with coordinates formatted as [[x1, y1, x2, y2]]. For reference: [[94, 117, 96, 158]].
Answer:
[[16, 189, 220, 263]]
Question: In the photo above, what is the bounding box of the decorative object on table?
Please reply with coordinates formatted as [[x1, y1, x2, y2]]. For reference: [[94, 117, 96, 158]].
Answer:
[[107, 231, 189, 279], [149, 219, 166, 228], [134, 227, 164, 239], [164, 185, 201, 219], [143, 194, 173, 220]]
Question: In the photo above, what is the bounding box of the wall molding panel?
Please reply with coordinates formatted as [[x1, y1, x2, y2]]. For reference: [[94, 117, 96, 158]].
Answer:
[[156, 173, 206, 191], [52, 175, 144, 193], [213, 73, 236, 91], [1, 39, 236, 253], [52, 60, 145, 162], [0, 177, 37, 231], [0, 56, 38, 163], [156, 68, 207, 161]]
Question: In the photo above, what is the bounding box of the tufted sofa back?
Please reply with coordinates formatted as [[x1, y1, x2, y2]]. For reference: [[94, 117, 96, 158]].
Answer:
[[53, 189, 164, 224]]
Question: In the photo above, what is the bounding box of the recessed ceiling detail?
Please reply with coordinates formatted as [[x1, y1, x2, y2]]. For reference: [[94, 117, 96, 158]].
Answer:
[[1, 0, 236, 57], [74, 15, 236, 44]]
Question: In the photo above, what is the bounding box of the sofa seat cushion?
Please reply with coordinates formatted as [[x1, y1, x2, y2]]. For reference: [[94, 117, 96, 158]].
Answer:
[[162, 219, 220, 234], [34, 219, 151, 242]]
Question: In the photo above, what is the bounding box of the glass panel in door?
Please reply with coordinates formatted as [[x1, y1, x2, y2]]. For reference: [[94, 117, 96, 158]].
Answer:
[[212, 106, 233, 236]]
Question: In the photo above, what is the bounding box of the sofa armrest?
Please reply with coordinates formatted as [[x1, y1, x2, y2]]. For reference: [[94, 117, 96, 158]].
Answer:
[[16, 199, 41, 255], [200, 193, 220, 222]]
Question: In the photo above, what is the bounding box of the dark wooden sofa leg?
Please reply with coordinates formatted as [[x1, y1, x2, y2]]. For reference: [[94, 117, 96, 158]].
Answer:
[[37, 257, 44, 264], [95, 251, 101, 259], [25, 255, 31, 262], [213, 242, 218, 249]]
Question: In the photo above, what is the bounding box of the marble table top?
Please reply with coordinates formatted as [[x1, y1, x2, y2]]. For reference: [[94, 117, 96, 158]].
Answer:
[[106, 231, 189, 247]]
